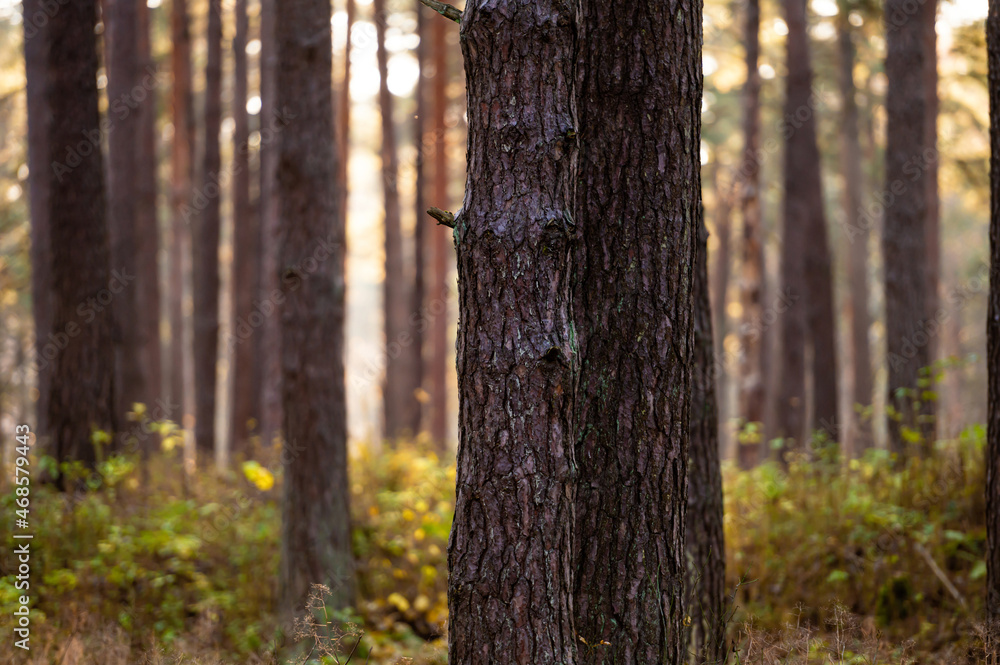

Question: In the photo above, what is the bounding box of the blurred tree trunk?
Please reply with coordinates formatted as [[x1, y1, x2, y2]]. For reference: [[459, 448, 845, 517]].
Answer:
[[106, 0, 145, 436], [686, 214, 726, 664], [924, 0, 940, 372], [986, 0, 1000, 622], [193, 0, 223, 460], [45, 0, 116, 473], [277, 0, 354, 615], [884, 0, 930, 456], [229, 0, 258, 458], [169, 0, 194, 426], [774, 0, 811, 455], [449, 3, 578, 658], [412, 0, 427, 436], [375, 0, 416, 439], [23, 0, 51, 442], [259, 0, 282, 450], [838, 2, 872, 454], [711, 168, 731, 363], [428, 10, 450, 447], [337, 0, 353, 233], [137, 0, 162, 420], [738, 0, 764, 468], [572, 2, 698, 660]]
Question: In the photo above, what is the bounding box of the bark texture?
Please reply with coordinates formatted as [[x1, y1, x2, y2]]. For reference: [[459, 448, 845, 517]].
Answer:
[[137, 0, 161, 415], [229, 0, 258, 458], [106, 0, 145, 433], [194, 0, 223, 459], [45, 0, 116, 471], [376, 0, 417, 439], [738, 0, 765, 468], [23, 0, 51, 441], [838, 3, 872, 454], [986, 0, 1000, 620], [687, 217, 726, 665], [884, 0, 930, 455], [276, 0, 354, 614]]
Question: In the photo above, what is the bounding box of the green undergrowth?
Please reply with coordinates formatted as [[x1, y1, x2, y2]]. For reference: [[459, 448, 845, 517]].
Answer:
[[0, 415, 993, 663]]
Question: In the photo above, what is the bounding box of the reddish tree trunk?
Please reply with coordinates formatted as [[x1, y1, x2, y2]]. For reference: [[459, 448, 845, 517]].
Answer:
[[924, 0, 941, 434], [276, 0, 354, 615], [738, 0, 765, 468], [986, 0, 1000, 621], [229, 0, 258, 458], [375, 0, 416, 439], [23, 0, 51, 442], [838, 4, 873, 454], [106, 0, 145, 435], [45, 0, 117, 472], [412, 0, 428, 435], [884, 0, 930, 455]]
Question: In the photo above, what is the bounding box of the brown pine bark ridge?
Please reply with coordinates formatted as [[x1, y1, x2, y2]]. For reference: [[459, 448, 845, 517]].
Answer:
[[986, 0, 1000, 621]]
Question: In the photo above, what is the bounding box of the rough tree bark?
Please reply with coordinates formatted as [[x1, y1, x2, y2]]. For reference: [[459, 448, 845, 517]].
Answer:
[[45, 0, 116, 471], [687, 214, 726, 664], [884, 0, 930, 456], [229, 0, 258, 458], [428, 9, 450, 446], [169, 0, 194, 424], [23, 0, 51, 442], [774, 0, 812, 454], [738, 0, 765, 468], [137, 0, 162, 418], [376, 0, 416, 439], [838, 1, 872, 453], [986, 0, 1000, 621], [447, 0, 701, 662], [193, 0, 223, 459], [106, 0, 145, 435], [277, 0, 354, 614]]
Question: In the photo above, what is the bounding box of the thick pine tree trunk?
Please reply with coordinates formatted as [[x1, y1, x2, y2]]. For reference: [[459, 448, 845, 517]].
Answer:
[[687, 215, 726, 664], [884, 0, 930, 456], [774, 0, 811, 454], [572, 3, 699, 662], [193, 0, 223, 459], [137, 0, 162, 418], [375, 0, 415, 440], [169, 0, 194, 425], [45, 0, 116, 472], [986, 0, 1000, 621], [229, 0, 258, 458], [277, 0, 354, 614], [738, 0, 765, 468], [428, 11, 450, 447], [106, 0, 145, 435], [838, 5, 873, 454], [23, 0, 51, 443]]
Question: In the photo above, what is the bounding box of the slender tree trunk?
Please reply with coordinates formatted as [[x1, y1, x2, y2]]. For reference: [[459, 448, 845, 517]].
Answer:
[[687, 215, 726, 665], [45, 0, 116, 473], [924, 0, 940, 436], [986, 0, 1000, 621], [712, 170, 732, 361], [277, 0, 354, 615], [136, 0, 162, 419], [412, 0, 427, 435], [170, 0, 194, 425], [774, 0, 811, 454], [428, 10, 450, 446], [884, 0, 930, 456], [259, 0, 282, 449], [375, 0, 414, 440], [23, 0, 51, 442], [338, 0, 353, 230], [572, 3, 699, 660], [106, 0, 145, 436], [194, 0, 223, 459], [838, 4, 872, 454], [449, 4, 578, 659], [738, 0, 765, 468], [229, 0, 258, 458]]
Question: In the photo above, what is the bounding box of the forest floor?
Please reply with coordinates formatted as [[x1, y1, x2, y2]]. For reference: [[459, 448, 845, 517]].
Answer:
[[0, 423, 992, 664]]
